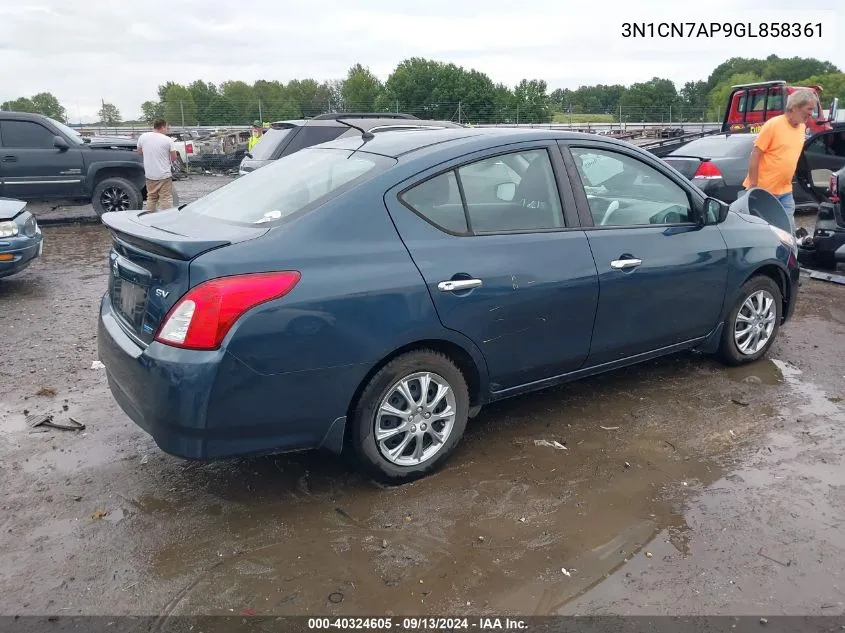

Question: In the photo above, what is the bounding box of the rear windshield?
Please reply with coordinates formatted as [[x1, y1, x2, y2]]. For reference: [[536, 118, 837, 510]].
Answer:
[[675, 135, 756, 158], [184, 147, 394, 225], [247, 127, 293, 160]]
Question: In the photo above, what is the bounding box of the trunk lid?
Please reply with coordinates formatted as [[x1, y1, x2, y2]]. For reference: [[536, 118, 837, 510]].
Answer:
[[663, 155, 706, 179], [101, 209, 269, 345]]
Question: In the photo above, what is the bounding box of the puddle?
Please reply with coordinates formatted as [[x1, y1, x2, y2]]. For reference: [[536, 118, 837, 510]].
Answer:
[[725, 359, 784, 386]]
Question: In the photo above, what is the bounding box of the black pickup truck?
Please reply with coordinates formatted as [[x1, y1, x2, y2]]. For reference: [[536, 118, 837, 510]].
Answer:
[[0, 112, 146, 217]]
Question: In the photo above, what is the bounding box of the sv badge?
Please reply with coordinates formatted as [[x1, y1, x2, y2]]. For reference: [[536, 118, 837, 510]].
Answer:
[[155, 288, 170, 299]]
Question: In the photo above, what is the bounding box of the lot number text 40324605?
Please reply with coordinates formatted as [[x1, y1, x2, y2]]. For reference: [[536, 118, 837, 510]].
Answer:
[[621, 22, 823, 38], [307, 617, 528, 630]]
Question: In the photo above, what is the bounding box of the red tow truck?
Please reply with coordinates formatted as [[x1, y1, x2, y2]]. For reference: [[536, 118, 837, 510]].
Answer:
[[721, 80, 839, 135]]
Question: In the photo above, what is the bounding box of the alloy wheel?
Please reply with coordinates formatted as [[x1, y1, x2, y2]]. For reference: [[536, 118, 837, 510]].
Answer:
[[374, 371, 457, 467], [734, 289, 777, 355]]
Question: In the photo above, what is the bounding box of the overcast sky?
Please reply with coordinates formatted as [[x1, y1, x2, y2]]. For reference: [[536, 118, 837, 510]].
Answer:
[[1, 0, 841, 123]]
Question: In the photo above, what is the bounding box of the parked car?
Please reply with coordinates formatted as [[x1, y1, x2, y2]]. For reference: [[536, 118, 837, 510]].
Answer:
[[0, 197, 42, 278], [238, 113, 463, 176], [97, 127, 800, 484], [797, 163, 845, 269], [664, 122, 845, 211], [0, 112, 146, 216]]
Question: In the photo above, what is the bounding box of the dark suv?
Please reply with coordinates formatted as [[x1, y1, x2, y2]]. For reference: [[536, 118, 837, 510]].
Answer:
[[0, 112, 146, 216], [238, 113, 463, 175]]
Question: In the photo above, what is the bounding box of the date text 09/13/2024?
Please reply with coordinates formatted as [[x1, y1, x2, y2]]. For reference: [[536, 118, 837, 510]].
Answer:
[[621, 22, 823, 38], [307, 617, 528, 630]]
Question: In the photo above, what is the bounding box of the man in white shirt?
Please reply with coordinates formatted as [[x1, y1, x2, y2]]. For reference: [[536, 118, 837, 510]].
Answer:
[[136, 118, 177, 211]]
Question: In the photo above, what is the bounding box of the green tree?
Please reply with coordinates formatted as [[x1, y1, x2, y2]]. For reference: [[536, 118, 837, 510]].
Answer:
[[29, 92, 66, 120], [161, 84, 197, 126], [1, 97, 36, 113], [621, 77, 679, 121], [341, 64, 383, 112], [205, 96, 240, 125], [187, 80, 219, 124], [98, 102, 121, 125], [221, 80, 257, 122], [513, 79, 551, 123], [140, 100, 164, 124], [801, 73, 845, 106]]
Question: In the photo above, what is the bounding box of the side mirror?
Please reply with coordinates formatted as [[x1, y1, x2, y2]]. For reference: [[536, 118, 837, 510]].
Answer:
[[495, 182, 516, 201], [703, 197, 729, 225], [53, 136, 69, 150]]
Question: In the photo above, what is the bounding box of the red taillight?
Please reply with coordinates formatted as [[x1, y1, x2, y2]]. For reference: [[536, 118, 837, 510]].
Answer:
[[830, 174, 840, 203], [154, 272, 301, 350], [186, 142, 193, 155], [694, 161, 722, 179]]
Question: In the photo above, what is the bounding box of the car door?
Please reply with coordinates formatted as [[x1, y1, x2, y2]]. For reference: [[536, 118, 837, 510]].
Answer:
[[383, 143, 600, 393], [0, 119, 85, 199], [797, 128, 845, 202], [559, 140, 729, 367]]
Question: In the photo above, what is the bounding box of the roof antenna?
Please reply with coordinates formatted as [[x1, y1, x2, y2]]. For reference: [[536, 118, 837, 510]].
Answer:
[[335, 118, 374, 158], [337, 118, 374, 141]]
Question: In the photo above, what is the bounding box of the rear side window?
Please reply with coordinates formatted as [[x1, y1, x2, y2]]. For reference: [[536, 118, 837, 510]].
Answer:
[[1, 120, 55, 149], [400, 149, 565, 234], [185, 147, 394, 225], [247, 127, 293, 160], [678, 135, 756, 158], [280, 125, 347, 157]]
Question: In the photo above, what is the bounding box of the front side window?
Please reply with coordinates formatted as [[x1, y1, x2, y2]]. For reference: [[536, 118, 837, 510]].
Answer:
[[399, 148, 565, 234], [0, 121, 56, 149], [184, 147, 393, 225], [570, 147, 693, 227]]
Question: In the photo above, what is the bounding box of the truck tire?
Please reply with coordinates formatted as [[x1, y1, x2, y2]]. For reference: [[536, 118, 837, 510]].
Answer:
[[92, 177, 143, 217]]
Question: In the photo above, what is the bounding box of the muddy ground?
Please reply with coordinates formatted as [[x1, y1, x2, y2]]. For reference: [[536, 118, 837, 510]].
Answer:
[[0, 212, 844, 619]]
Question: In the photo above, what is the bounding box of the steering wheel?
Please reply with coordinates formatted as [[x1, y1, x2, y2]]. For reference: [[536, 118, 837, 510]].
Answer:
[[599, 199, 620, 225]]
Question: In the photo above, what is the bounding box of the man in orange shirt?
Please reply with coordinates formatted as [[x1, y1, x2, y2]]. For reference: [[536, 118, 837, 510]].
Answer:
[[741, 88, 817, 235]]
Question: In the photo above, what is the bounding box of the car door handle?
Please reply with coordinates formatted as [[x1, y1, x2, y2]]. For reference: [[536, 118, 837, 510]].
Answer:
[[610, 258, 642, 270], [438, 279, 483, 292], [2, 155, 17, 162]]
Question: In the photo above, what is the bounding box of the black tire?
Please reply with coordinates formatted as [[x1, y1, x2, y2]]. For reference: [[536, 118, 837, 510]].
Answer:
[[717, 275, 783, 366], [351, 349, 469, 484], [91, 177, 142, 217]]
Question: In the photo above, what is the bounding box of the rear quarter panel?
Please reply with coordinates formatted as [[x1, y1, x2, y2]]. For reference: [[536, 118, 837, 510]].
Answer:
[[186, 175, 491, 422]]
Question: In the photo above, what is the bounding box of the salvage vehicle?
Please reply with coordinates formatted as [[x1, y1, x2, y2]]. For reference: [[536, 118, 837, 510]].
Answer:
[[797, 164, 845, 269], [721, 80, 838, 135], [238, 113, 462, 175], [97, 127, 800, 484], [0, 112, 146, 216], [0, 197, 42, 279], [664, 122, 845, 211]]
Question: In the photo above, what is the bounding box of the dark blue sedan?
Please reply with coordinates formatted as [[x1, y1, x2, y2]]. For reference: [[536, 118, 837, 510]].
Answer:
[[0, 198, 43, 279], [97, 127, 799, 483]]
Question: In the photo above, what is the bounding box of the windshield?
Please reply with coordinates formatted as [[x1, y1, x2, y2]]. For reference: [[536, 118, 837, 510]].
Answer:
[[49, 119, 86, 145], [184, 147, 394, 224], [248, 127, 293, 161]]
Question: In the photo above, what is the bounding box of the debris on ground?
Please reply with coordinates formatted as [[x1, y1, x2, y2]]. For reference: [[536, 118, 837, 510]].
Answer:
[[561, 568, 572, 577], [600, 426, 620, 431], [91, 509, 108, 520], [328, 592, 344, 604], [140, 455, 149, 465], [809, 271, 845, 286], [91, 361, 105, 370], [35, 387, 56, 397], [26, 414, 85, 431], [534, 439, 567, 450]]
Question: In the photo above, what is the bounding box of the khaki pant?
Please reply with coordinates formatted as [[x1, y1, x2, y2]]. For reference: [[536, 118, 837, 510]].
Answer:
[[146, 177, 173, 211]]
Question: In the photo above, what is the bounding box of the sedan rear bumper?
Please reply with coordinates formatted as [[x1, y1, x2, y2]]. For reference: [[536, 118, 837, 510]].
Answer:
[[97, 295, 365, 460]]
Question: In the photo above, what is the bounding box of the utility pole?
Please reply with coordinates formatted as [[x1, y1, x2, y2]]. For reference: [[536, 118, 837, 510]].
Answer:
[[180, 99, 185, 127], [458, 101, 462, 124], [258, 98, 263, 122]]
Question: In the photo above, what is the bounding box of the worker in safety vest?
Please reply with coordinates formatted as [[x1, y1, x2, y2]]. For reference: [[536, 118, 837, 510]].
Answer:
[[248, 121, 264, 151]]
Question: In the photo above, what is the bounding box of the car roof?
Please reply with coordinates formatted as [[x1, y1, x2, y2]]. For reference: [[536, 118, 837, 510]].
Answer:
[[270, 117, 461, 130], [317, 126, 636, 159], [0, 111, 55, 122]]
